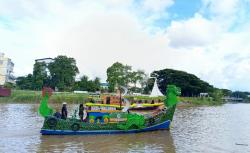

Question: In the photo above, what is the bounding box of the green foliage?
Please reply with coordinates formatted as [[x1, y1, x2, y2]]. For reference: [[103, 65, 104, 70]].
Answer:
[[221, 89, 232, 97], [152, 69, 214, 97], [0, 90, 89, 103], [33, 62, 48, 90], [74, 76, 101, 92], [128, 70, 147, 88], [4, 82, 15, 89], [16, 74, 33, 90], [107, 62, 132, 91], [48, 55, 79, 91], [106, 62, 147, 92], [142, 77, 155, 94], [180, 97, 223, 105], [231, 91, 250, 99], [16, 55, 80, 91], [210, 88, 224, 103]]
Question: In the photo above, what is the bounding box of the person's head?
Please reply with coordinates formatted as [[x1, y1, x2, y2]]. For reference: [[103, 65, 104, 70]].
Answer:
[[62, 102, 67, 107], [80, 104, 83, 108]]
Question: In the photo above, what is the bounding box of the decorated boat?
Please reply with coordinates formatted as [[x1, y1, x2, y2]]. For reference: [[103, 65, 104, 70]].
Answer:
[[39, 84, 181, 135]]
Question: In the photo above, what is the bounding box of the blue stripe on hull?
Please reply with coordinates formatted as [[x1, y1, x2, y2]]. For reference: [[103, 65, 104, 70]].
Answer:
[[41, 120, 171, 135]]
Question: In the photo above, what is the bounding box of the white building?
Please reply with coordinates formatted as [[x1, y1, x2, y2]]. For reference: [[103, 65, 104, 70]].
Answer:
[[35, 58, 54, 75], [0, 53, 15, 85], [35, 58, 54, 65]]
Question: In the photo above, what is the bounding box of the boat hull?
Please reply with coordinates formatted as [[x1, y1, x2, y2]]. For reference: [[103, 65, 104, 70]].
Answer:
[[40, 120, 171, 135]]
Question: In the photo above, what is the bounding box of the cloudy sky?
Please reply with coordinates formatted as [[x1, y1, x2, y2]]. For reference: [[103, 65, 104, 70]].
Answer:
[[1, 0, 250, 91]]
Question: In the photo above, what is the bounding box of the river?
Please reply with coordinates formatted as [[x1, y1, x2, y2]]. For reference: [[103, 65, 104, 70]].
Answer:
[[0, 103, 249, 153]]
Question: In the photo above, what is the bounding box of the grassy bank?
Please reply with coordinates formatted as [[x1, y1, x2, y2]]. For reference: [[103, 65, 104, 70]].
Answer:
[[179, 97, 224, 106], [0, 90, 89, 103], [0, 90, 224, 106]]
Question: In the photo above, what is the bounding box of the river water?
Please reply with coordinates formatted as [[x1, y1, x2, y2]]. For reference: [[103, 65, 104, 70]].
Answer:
[[0, 103, 250, 153]]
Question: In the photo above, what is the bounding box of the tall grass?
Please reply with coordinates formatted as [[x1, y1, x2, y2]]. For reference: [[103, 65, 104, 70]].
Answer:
[[179, 97, 224, 106], [0, 90, 89, 103], [0, 90, 224, 105]]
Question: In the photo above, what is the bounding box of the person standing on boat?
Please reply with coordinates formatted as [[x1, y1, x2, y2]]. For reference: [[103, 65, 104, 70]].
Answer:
[[61, 102, 68, 119], [79, 104, 84, 121]]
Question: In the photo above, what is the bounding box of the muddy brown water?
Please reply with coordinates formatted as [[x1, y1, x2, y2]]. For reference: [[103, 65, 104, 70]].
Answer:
[[0, 103, 250, 153]]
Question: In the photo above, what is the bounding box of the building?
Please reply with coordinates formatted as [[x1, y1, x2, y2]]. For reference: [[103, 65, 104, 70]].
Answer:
[[200, 93, 209, 97], [0, 53, 15, 85], [100, 83, 109, 89], [35, 58, 54, 65], [35, 57, 54, 75]]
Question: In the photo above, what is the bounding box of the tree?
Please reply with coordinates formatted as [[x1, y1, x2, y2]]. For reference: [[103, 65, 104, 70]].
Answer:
[[210, 88, 224, 103], [16, 74, 33, 90], [106, 62, 132, 91], [151, 69, 214, 96], [128, 70, 147, 92], [4, 82, 15, 89], [129, 71, 143, 87], [48, 56, 79, 91], [93, 77, 101, 91], [74, 76, 101, 92], [142, 77, 155, 94], [32, 62, 48, 90], [221, 89, 232, 97]]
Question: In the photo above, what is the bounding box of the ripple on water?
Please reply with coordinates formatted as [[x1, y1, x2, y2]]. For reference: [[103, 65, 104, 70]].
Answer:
[[1, 103, 250, 153]]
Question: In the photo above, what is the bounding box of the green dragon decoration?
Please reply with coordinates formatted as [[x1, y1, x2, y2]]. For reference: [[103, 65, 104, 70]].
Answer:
[[164, 85, 181, 121], [118, 114, 145, 130], [39, 92, 54, 117]]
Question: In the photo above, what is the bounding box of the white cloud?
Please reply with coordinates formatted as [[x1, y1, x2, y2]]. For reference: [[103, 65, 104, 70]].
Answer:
[[142, 0, 174, 12], [1, 0, 250, 91], [202, 0, 240, 16], [166, 13, 221, 48]]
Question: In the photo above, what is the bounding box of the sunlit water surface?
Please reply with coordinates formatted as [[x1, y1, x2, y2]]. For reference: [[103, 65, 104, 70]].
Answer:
[[0, 103, 250, 153]]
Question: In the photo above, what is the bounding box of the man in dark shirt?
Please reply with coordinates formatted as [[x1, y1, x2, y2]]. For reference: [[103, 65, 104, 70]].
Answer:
[[79, 104, 84, 121], [61, 102, 68, 120]]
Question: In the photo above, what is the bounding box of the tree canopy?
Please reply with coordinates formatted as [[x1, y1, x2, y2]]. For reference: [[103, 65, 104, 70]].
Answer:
[[106, 62, 132, 91], [106, 62, 147, 92], [16, 74, 33, 90], [16, 58, 250, 101], [151, 69, 214, 96], [48, 55, 79, 91], [32, 62, 47, 90], [15, 55, 103, 92], [74, 76, 101, 92]]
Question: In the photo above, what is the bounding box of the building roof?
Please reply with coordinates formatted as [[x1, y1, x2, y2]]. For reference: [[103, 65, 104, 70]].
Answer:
[[100, 83, 109, 86], [35, 58, 54, 62]]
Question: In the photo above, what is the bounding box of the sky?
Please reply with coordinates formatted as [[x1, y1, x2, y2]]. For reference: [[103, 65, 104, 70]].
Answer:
[[1, 0, 250, 91]]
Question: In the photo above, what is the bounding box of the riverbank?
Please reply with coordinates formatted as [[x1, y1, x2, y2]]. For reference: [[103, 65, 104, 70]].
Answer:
[[0, 90, 224, 106], [179, 97, 224, 106], [0, 90, 89, 103]]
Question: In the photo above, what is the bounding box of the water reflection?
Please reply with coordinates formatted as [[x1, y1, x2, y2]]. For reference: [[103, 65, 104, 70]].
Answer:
[[37, 131, 175, 153]]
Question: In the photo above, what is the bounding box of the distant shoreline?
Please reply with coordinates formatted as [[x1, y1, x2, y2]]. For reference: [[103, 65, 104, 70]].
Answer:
[[0, 90, 224, 106]]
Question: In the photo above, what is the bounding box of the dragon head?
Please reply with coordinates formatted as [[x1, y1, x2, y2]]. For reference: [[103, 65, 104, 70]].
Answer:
[[165, 85, 181, 107]]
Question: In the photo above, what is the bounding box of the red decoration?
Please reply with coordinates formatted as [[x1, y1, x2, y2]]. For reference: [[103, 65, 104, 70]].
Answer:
[[42, 87, 53, 97]]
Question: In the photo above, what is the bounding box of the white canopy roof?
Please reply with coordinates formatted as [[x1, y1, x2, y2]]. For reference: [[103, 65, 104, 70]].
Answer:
[[150, 79, 164, 97]]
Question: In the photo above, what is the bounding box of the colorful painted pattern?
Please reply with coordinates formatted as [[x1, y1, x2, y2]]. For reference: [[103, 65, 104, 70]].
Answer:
[[40, 85, 181, 134]]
